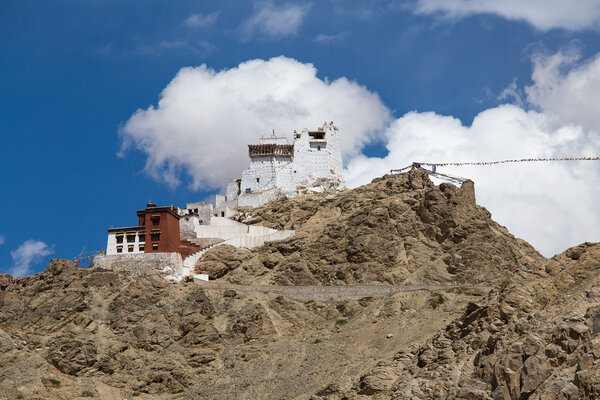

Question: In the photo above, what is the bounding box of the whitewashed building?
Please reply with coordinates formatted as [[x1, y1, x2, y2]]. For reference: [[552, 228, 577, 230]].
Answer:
[[106, 227, 146, 255], [217, 122, 345, 208]]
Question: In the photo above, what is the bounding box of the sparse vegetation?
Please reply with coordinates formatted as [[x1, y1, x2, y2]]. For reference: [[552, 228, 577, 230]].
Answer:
[[82, 390, 95, 397], [358, 296, 374, 306], [336, 304, 347, 314], [335, 319, 348, 326], [48, 378, 61, 387], [429, 292, 445, 309]]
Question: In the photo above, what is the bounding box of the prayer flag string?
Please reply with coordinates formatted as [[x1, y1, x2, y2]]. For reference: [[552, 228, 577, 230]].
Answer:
[[414, 156, 600, 168], [391, 156, 600, 174]]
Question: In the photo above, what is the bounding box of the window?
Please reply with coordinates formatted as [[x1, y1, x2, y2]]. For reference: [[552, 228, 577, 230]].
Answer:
[[126, 233, 136, 243], [150, 230, 160, 241], [221, 211, 225, 217], [139, 244, 145, 251], [116, 245, 123, 253], [138, 233, 145, 242], [128, 245, 134, 253], [151, 215, 160, 226], [256, 177, 260, 183], [152, 243, 159, 251], [116, 234, 124, 244], [317, 145, 321, 151]]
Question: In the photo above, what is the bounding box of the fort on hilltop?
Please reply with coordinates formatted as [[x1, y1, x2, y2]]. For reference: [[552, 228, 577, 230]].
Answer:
[[93, 122, 344, 280], [215, 121, 345, 211]]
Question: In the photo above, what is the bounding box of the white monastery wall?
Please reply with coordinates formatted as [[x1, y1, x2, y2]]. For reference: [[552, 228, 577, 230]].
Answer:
[[240, 156, 294, 193], [183, 202, 213, 224], [190, 216, 295, 248], [106, 231, 145, 255], [237, 192, 261, 208], [180, 215, 201, 241], [226, 179, 241, 200]]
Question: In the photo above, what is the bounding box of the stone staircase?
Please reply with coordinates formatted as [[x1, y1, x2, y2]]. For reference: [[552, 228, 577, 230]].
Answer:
[[178, 218, 296, 280], [182, 239, 224, 270]]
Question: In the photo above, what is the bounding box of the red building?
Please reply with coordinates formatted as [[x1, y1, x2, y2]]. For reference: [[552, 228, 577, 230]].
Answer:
[[106, 202, 181, 255], [137, 203, 181, 253]]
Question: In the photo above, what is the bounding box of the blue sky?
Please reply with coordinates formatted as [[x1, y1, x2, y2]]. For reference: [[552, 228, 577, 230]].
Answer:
[[2, 0, 600, 275]]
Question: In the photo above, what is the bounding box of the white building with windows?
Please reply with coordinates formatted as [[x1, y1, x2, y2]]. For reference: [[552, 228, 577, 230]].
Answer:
[[106, 227, 146, 255], [216, 122, 345, 208]]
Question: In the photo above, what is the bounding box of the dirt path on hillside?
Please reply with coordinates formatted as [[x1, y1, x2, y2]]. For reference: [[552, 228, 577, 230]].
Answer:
[[193, 280, 492, 302]]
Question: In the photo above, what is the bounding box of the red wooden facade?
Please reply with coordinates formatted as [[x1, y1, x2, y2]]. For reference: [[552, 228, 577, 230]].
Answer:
[[136, 203, 181, 253]]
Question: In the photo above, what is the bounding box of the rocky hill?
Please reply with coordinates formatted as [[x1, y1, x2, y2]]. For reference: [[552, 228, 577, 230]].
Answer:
[[1, 171, 598, 399]]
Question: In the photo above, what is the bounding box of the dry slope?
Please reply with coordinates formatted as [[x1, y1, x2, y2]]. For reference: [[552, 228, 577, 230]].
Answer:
[[203, 170, 544, 288], [0, 171, 597, 399]]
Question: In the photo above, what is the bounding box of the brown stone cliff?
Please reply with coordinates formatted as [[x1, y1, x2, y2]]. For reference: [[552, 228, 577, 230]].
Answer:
[[0, 171, 598, 399]]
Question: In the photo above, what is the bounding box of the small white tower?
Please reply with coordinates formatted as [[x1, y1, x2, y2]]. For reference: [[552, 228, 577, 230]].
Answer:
[[292, 122, 343, 186]]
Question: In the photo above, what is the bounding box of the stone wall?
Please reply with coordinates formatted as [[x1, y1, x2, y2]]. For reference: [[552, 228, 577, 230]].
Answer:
[[191, 216, 295, 248], [91, 252, 183, 277]]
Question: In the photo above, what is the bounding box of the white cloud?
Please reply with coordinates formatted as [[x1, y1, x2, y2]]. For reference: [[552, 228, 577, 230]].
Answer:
[[0, 235, 5, 245], [526, 50, 600, 135], [10, 240, 54, 277], [497, 78, 523, 107], [414, 0, 600, 31], [120, 56, 391, 189], [314, 32, 349, 43], [240, 1, 309, 39], [183, 12, 220, 29]]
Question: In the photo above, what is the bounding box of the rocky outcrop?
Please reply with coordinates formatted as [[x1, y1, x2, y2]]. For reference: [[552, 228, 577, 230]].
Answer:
[[314, 243, 600, 400], [220, 171, 543, 287], [1, 171, 599, 399]]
